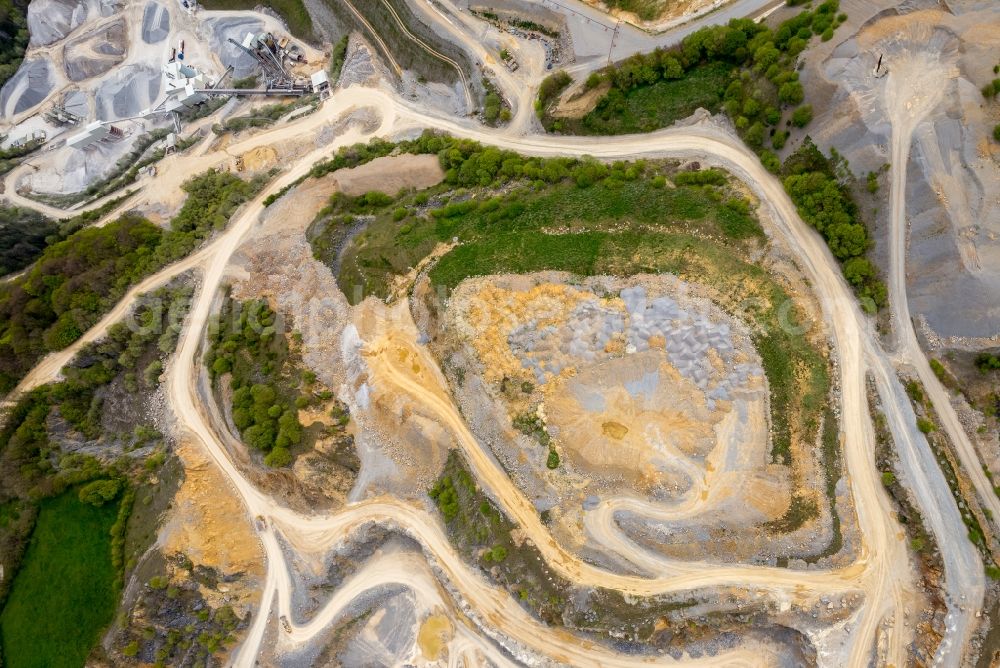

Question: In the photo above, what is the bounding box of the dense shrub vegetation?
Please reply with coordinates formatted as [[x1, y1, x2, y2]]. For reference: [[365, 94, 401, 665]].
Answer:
[[0, 207, 58, 276], [535, 70, 572, 117], [543, 2, 845, 137], [782, 139, 886, 310], [0, 283, 187, 663], [204, 298, 306, 467], [0, 0, 29, 88], [975, 352, 1000, 373], [0, 170, 262, 392]]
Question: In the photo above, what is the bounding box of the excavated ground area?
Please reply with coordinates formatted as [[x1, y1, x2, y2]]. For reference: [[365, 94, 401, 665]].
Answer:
[[223, 149, 446, 505], [815, 5, 1000, 340], [433, 272, 834, 566]]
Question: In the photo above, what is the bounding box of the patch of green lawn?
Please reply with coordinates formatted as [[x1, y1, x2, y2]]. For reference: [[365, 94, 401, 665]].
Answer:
[[1, 493, 119, 668], [571, 62, 732, 135]]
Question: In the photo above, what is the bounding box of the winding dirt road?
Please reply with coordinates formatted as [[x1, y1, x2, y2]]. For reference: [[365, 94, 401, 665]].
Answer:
[[4, 83, 983, 666]]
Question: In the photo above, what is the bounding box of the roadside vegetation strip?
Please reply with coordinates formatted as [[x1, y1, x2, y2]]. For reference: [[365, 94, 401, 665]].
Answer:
[[0, 491, 120, 668], [0, 134, 43, 178], [904, 376, 1000, 572], [0, 169, 268, 394], [214, 96, 320, 135], [781, 140, 885, 311]]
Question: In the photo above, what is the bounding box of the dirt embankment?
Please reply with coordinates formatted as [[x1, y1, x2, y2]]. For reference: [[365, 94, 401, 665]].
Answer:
[[333, 153, 444, 196], [160, 440, 265, 586], [221, 153, 446, 505], [551, 79, 611, 119]]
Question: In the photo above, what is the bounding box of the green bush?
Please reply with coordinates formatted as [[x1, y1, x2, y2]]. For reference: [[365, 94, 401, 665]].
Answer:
[[791, 105, 813, 127], [975, 353, 1000, 373], [264, 447, 293, 467], [329, 35, 349, 82], [546, 449, 560, 469], [674, 168, 726, 186], [881, 471, 895, 486], [78, 479, 123, 507], [993, 124, 1000, 143], [485, 545, 508, 562], [916, 417, 935, 434]]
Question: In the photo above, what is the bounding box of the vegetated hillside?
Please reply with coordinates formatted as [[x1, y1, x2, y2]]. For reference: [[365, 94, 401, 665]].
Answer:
[[0, 170, 265, 392], [0, 0, 29, 88], [537, 2, 884, 311], [0, 281, 191, 666], [205, 297, 305, 468], [0, 207, 57, 276]]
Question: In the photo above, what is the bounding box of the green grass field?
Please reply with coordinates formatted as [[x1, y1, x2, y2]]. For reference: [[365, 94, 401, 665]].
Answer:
[[557, 62, 732, 135], [198, 0, 314, 41], [1, 493, 119, 668]]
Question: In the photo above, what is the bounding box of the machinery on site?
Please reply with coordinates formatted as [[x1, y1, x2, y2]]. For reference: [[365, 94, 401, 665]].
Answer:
[[65, 31, 330, 150], [874, 53, 888, 78], [198, 31, 315, 97]]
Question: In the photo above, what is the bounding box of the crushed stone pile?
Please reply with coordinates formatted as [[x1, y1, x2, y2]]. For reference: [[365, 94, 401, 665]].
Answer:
[[141, 0, 170, 44], [507, 286, 761, 409]]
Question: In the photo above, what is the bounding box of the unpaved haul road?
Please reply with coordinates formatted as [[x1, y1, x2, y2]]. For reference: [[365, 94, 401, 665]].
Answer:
[[7, 83, 979, 666], [882, 56, 1000, 530], [156, 88, 915, 667]]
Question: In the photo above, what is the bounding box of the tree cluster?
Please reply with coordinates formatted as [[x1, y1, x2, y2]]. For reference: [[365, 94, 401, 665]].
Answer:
[[0, 206, 57, 277], [0, 170, 259, 391], [782, 139, 885, 309], [0, 0, 29, 88], [204, 298, 303, 467]]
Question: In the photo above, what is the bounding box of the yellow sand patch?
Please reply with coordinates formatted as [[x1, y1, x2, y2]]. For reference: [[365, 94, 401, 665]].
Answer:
[[417, 613, 453, 661], [601, 421, 629, 439], [241, 145, 279, 171]]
